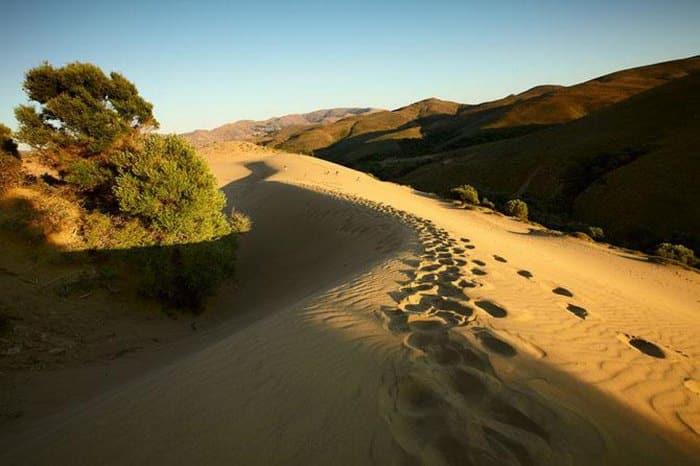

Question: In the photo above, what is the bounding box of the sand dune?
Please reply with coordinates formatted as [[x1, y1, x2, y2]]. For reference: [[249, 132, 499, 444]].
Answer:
[[1, 141, 698, 465]]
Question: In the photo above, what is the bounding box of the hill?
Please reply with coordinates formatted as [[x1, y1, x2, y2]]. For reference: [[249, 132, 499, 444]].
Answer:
[[264, 56, 700, 252], [267, 57, 700, 162], [401, 71, 700, 252], [181, 107, 382, 148]]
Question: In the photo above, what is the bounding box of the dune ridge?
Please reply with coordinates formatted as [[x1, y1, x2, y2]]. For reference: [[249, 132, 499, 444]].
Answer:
[[1, 142, 698, 465]]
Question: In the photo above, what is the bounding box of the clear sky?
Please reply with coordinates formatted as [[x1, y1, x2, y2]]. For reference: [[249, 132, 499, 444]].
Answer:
[[1, 0, 699, 133]]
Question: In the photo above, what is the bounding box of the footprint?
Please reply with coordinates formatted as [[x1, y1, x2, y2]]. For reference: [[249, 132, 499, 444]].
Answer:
[[458, 279, 478, 289], [465, 245, 476, 250], [472, 259, 486, 267], [437, 299, 473, 317], [408, 318, 448, 333], [475, 331, 517, 357], [475, 300, 508, 318], [565, 304, 588, 320], [472, 268, 487, 276], [449, 367, 491, 403], [517, 270, 533, 279], [493, 255, 508, 263], [489, 398, 549, 442], [378, 307, 410, 333], [420, 263, 441, 272], [618, 334, 666, 359], [437, 282, 467, 299], [552, 287, 574, 297], [396, 377, 440, 416]]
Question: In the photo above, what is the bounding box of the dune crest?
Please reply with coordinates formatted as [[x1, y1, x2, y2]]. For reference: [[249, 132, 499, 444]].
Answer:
[[1, 142, 698, 465]]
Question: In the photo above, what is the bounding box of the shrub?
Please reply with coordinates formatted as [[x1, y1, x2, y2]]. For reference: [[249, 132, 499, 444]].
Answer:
[[113, 134, 232, 244], [64, 159, 113, 190], [139, 234, 237, 311], [587, 226, 605, 240], [570, 231, 593, 242], [0, 124, 21, 193], [505, 199, 528, 220], [0, 124, 19, 158], [481, 197, 495, 209], [230, 209, 252, 233], [0, 155, 22, 194], [655, 243, 697, 266], [82, 212, 151, 249], [451, 184, 479, 205], [14, 62, 157, 155]]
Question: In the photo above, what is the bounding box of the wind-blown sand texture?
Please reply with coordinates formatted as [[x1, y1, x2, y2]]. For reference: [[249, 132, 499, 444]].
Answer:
[[1, 141, 698, 465]]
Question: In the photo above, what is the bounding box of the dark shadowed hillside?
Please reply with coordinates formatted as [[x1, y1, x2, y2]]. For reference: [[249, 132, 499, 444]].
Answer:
[[401, 72, 700, 252], [263, 56, 700, 252], [182, 108, 382, 148], [267, 56, 700, 165]]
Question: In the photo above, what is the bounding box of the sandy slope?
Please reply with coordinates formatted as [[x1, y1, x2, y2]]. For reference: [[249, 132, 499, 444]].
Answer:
[[1, 141, 699, 465]]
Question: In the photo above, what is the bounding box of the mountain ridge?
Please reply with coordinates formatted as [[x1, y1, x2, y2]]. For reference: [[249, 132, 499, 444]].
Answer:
[[181, 107, 383, 148]]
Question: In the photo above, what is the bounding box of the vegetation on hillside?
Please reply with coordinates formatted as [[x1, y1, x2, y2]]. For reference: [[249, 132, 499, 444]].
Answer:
[[0, 124, 21, 193], [257, 56, 699, 258], [451, 184, 479, 205], [505, 199, 529, 220], [4, 62, 245, 310]]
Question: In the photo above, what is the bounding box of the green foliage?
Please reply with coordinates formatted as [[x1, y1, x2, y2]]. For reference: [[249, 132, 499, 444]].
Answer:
[[82, 212, 151, 249], [481, 197, 496, 209], [14, 62, 157, 155], [655, 243, 697, 266], [138, 235, 237, 311], [113, 134, 232, 244], [505, 199, 529, 220], [587, 226, 605, 240], [230, 209, 252, 233], [64, 159, 113, 190], [451, 184, 479, 205]]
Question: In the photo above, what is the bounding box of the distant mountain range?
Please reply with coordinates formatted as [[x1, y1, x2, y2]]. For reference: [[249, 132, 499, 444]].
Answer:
[[258, 56, 699, 253], [181, 108, 382, 148]]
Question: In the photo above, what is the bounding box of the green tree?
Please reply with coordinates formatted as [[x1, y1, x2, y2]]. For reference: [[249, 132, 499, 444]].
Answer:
[[451, 184, 479, 205], [505, 199, 528, 220], [14, 62, 157, 155], [112, 134, 232, 244]]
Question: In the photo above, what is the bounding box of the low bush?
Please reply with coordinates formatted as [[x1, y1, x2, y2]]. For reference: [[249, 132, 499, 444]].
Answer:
[[82, 212, 151, 249], [0, 124, 18, 158], [451, 184, 479, 205], [587, 226, 605, 240], [230, 209, 252, 233], [481, 197, 495, 209], [138, 234, 237, 311], [64, 159, 113, 190], [113, 134, 232, 244], [655, 243, 697, 266], [0, 124, 21, 193], [505, 199, 528, 220]]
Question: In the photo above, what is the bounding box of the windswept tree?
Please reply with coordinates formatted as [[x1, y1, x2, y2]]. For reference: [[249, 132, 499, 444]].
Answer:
[[14, 62, 158, 155]]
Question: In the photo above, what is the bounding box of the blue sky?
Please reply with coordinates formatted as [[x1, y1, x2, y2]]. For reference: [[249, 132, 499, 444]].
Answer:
[[1, 0, 699, 133]]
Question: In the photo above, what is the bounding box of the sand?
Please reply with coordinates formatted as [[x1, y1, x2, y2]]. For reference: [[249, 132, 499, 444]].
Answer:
[[1, 141, 698, 465]]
